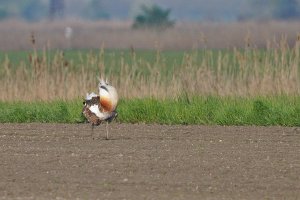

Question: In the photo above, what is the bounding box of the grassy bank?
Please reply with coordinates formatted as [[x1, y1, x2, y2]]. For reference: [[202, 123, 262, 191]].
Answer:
[[0, 96, 299, 126]]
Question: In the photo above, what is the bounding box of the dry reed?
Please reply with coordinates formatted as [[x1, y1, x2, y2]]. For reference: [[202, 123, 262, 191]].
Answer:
[[0, 35, 299, 101]]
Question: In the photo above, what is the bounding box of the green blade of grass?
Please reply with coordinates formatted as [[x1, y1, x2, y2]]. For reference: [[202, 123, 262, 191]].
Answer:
[[0, 96, 299, 126]]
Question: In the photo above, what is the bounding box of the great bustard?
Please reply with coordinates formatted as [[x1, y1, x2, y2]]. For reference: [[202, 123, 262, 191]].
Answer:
[[82, 78, 119, 139]]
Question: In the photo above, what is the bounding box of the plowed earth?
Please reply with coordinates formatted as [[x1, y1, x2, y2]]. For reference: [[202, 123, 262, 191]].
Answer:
[[0, 123, 300, 199]]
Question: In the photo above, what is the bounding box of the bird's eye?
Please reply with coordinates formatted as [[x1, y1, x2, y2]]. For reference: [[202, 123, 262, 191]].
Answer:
[[83, 101, 85, 105]]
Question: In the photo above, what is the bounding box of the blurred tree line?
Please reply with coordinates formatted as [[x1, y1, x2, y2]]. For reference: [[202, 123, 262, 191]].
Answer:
[[240, 0, 300, 20], [0, 0, 300, 22], [0, 0, 109, 21], [132, 4, 174, 29]]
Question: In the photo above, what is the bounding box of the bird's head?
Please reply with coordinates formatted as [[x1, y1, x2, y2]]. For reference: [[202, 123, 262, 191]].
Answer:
[[98, 77, 109, 88]]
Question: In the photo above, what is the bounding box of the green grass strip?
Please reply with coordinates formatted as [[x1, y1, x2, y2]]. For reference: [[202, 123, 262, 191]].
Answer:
[[0, 96, 299, 126]]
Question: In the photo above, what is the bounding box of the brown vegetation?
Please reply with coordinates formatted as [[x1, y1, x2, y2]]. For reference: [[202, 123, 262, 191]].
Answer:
[[1, 20, 300, 50], [0, 37, 299, 101], [0, 20, 299, 101]]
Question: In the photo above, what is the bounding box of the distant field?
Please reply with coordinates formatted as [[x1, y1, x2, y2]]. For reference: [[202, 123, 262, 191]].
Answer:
[[0, 48, 186, 71], [1, 20, 300, 51]]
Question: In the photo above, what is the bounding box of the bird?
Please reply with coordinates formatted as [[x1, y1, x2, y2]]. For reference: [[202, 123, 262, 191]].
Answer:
[[82, 78, 119, 140]]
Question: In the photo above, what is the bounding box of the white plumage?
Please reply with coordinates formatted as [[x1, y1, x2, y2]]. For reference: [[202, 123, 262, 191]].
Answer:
[[82, 78, 118, 139]]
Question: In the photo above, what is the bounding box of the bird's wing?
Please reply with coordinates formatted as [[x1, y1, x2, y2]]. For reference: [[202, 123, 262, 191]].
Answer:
[[89, 104, 106, 119], [84, 94, 106, 120], [82, 105, 100, 125]]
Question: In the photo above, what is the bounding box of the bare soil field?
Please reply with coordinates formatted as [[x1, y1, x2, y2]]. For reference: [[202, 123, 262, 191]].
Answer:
[[0, 123, 300, 199]]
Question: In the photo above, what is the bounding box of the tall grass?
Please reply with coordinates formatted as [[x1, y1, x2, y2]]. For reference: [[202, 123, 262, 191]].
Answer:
[[0, 35, 299, 101]]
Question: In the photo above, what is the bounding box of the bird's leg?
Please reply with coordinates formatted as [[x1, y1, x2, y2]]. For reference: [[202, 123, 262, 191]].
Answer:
[[105, 121, 109, 140], [91, 124, 95, 139]]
